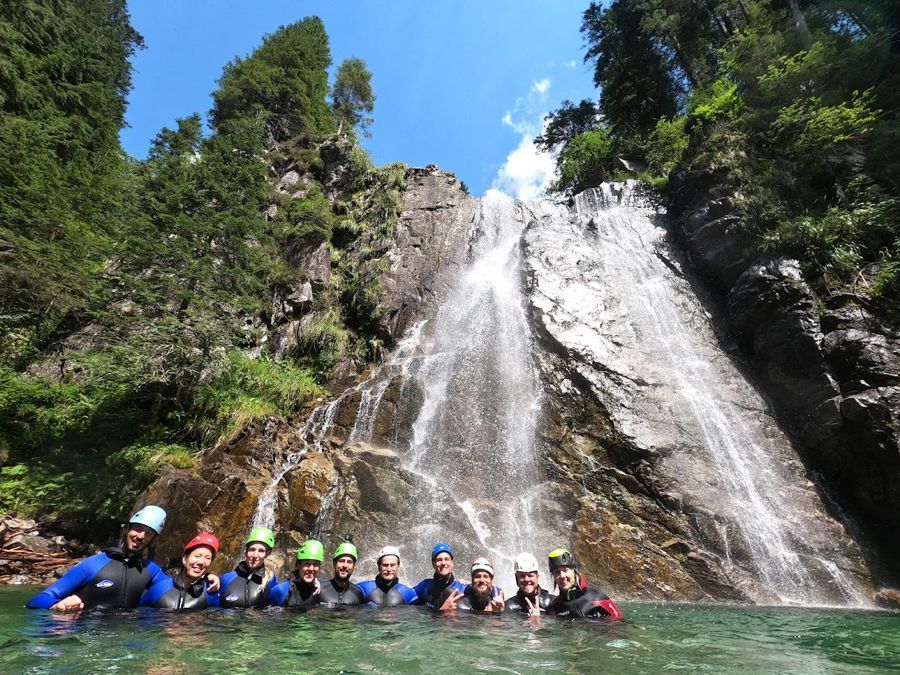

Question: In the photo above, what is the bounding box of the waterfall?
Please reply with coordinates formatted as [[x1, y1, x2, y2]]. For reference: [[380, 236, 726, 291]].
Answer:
[[250, 322, 427, 530], [395, 189, 543, 588], [528, 181, 865, 605]]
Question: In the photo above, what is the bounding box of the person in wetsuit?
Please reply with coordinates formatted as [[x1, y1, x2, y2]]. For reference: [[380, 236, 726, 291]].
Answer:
[[269, 539, 325, 608], [27, 505, 169, 612], [440, 556, 505, 613], [411, 543, 466, 608], [504, 552, 554, 615], [356, 546, 417, 606], [140, 533, 220, 610], [544, 548, 622, 619], [317, 537, 365, 606], [217, 527, 278, 608]]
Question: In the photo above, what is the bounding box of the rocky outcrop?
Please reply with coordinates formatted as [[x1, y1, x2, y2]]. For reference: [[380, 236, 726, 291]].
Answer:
[[522, 189, 871, 603], [377, 167, 476, 340], [669, 168, 900, 584]]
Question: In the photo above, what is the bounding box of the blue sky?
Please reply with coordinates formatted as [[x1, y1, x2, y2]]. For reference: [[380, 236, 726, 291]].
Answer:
[[122, 1, 597, 197]]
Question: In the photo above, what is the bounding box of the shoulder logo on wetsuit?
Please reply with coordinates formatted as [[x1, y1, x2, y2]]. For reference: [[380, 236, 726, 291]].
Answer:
[[225, 594, 240, 602], [95, 579, 114, 589]]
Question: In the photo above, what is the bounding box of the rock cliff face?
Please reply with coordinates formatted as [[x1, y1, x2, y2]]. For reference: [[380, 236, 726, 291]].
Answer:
[[669, 168, 900, 585], [141, 168, 886, 603]]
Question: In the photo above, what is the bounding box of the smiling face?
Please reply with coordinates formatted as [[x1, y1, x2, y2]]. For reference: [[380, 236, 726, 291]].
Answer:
[[471, 570, 493, 593], [245, 543, 269, 571], [182, 546, 214, 581], [297, 560, 321, 584], [378, 555, 400, 581], [432, 552, 453, 578], [124, 523, 156, 554], [333, 555, 356, 581], [515, 570, 540, 595], [552, 566, 576, 592]]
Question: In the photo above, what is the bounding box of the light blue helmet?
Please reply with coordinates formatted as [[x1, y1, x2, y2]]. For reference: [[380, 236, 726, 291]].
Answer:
[[129, 505, 167, 535]]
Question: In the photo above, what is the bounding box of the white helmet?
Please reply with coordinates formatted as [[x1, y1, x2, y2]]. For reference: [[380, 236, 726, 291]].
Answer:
[[514, 552, 539, 573], [377, 545, 401, 562], [471, 556, 494, 577]]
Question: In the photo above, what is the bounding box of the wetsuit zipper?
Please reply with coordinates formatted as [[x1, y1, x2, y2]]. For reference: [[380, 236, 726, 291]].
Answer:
[[120, 558, 127, 609]]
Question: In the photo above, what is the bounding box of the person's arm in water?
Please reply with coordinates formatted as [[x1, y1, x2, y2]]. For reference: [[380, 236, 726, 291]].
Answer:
[[26, 554, 108, 611]]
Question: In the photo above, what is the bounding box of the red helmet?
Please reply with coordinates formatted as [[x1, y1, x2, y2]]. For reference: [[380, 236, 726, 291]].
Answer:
[[183, 532, 219, 558]]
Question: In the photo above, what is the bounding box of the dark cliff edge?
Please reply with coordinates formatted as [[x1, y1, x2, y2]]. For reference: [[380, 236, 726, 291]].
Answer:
[[668, 167, 900, 588]]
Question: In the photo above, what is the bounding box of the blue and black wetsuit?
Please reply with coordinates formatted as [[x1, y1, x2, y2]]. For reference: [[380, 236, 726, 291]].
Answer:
[[26, 545, 166, 610], [504, 588, 554, 613], [357, 576, 417, 606], [269, 575, 321, 608], [546, 585, 621, 619], [140, 572, 216, 610], [218, 562, 275, 608], [455, 585, 503, 612], [412, 574, 466, 608], [317, 578, 365, 605]]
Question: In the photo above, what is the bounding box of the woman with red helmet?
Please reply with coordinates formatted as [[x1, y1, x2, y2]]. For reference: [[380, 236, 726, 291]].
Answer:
[[140, 533, 221, 609]]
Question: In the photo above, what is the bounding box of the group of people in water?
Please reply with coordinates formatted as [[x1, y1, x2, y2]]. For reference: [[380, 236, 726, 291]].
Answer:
[[26, 505, 622, 620]]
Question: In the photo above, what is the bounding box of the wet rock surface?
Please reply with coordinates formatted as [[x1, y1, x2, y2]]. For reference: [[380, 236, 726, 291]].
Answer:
[[522, 188, 871, 603], [669, 168, 900, 584], [133, 174, 892, 604]]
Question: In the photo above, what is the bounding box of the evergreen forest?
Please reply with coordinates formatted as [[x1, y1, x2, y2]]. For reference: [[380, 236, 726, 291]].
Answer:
[[0, 1, 399, 539], [539, 0, 900, 316]]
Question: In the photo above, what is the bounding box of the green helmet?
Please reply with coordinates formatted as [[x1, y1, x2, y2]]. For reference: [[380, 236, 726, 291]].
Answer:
[[296, 539, 325, 563], [333, 540, 359, 561], [245, 527, 276, 550]]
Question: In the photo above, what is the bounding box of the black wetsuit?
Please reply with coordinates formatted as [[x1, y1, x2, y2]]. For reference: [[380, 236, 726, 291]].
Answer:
[[317, 578, 365, 605], [272, 575, 321, 608], [505, 588, 554, 613], [455, 586, 495, 612], [27, 545, 166, 610], [357, 576, 417, 605], [412, 574, 466, 607], [218, 562, 273, 608], [547, 585, 621, 618], [140, 573, 211, 609]]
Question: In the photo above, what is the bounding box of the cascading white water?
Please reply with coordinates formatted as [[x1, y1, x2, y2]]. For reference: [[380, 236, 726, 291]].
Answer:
[[390, 190, 543, 589], [528, 182, 865, 605], [250, 322, 427, 530]]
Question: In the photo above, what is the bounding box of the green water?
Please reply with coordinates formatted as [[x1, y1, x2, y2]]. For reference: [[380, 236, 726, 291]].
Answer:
[[2, 589, 898, 673]]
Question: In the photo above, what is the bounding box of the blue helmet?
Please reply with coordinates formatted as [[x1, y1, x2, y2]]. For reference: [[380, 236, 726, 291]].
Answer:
[[432, 543, 453, 561], [129, 505, 167, 535]]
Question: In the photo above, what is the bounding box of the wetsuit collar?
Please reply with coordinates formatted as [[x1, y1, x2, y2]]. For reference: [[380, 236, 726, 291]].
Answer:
[[331, 576, 349, 591], [237, 560, 265, 584], [175, 571, 207, 597], [291, 574, 318, 599], [105, 544, 145, 572], [375, 575, 399, 593]]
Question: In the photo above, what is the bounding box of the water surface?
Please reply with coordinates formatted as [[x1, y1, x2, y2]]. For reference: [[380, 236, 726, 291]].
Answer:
[[3, 589, 898, 673]]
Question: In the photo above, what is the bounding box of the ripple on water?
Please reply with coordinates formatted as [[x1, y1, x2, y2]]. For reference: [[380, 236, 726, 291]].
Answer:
[[1, 592, 899, 674]]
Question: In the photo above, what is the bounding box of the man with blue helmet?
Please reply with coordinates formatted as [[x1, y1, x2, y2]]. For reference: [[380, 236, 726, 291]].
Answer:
[[26, 505, 169, 611], [411, 543, 466, 608]]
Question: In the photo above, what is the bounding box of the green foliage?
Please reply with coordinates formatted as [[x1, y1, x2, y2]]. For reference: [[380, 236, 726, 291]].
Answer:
[[645, 117, 689, 175], [331, 57, 375, 137], [0, 8, 401, 543], [552, 0, 900, 314], [687, 77, 742, 128], [551, 129, 617, 195], [0, 0, 142, 357], [211, 17, 335, 141], [188, 352, 323, 447]]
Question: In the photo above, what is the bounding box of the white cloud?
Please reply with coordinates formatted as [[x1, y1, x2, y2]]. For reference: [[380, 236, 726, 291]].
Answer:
[[492, 134, 556, 201], [532, 78, 551, 96]]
